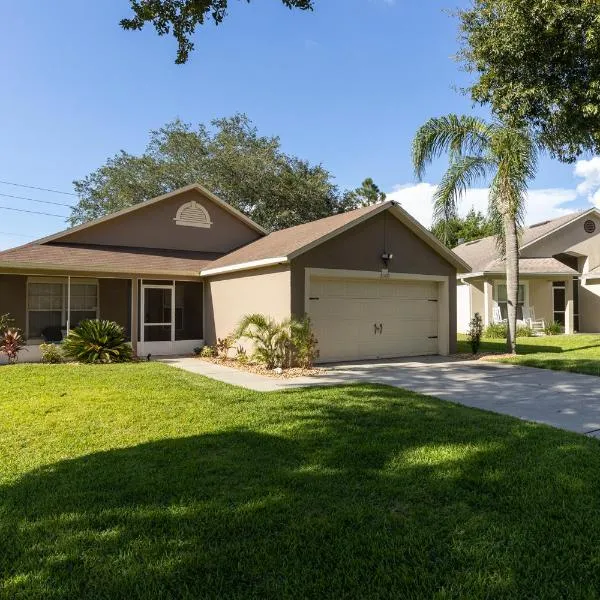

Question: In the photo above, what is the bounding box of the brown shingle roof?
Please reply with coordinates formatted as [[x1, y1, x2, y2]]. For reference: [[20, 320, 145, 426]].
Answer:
[[453, 211, 591, 273], [485, 257, 579, 275], [202, 203, 386, 272], [0, 243, 219, 276]]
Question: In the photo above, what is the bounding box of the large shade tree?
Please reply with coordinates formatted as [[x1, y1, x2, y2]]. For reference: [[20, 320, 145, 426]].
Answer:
[[71, 114, 377, 231], [431, 207, 494, 249], [458, 0, 600, 162], [121, 0, 315, 63], [412, 115, 538, 353]]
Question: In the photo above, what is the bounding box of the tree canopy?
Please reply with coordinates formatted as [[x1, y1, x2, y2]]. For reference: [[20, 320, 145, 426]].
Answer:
[[121, 0, 314, 63], [459, 0, 600, 162], [71, 114, 380, 231], [431, 208, 494, 249]]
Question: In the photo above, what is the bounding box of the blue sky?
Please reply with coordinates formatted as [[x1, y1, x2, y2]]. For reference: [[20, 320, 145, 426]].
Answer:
[[0, 0, 598, 250]]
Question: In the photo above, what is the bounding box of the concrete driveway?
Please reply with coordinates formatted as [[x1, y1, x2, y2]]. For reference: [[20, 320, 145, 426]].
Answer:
[[163, 356, 600, 436]]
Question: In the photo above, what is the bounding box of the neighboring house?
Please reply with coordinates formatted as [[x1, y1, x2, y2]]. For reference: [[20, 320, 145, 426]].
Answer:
[[0, 184, 469, 364], [454, 208, 600, 334]]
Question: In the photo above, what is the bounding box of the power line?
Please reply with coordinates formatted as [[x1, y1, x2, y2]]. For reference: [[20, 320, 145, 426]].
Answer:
[[0, 192, 75, 208], [0, 205, 66, 218], [0, 179, 77, 196]]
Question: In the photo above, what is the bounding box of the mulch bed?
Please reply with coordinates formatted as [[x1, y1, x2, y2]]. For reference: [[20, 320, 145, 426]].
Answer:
[[198, 356, 325, 378]]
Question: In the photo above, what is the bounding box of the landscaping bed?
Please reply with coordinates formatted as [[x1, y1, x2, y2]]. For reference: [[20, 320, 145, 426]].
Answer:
[[198, 356, 324, 378]]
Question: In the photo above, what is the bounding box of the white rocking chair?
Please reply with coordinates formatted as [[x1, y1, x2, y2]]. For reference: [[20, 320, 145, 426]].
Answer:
[[493, 305, 505, 324], [522, 305, 545, 333]]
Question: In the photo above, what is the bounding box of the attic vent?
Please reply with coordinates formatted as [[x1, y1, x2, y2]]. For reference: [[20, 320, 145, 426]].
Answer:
[[584, 219, 596, 234], [174, 201, 212, 229]]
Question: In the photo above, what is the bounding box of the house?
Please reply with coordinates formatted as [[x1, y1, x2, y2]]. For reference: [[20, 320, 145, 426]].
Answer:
[[0, 184, 469, 364], [454, 208, 600, 334]]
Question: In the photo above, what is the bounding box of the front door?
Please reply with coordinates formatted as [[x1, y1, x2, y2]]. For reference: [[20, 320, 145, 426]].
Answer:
[[553, 281, 566, 327], [141, 282, 175, 350]]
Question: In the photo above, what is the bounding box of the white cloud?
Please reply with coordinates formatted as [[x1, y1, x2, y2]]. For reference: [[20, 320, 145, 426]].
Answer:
[[575, 157, 600, 208], [386, 183, 576, 228]]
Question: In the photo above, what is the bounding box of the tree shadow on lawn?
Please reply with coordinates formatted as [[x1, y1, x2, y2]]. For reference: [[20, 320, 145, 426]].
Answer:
[[3, 386, 600, 599]]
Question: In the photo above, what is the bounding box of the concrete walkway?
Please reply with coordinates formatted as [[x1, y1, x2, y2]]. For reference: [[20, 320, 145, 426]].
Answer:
[[160, 356, 600, 436]]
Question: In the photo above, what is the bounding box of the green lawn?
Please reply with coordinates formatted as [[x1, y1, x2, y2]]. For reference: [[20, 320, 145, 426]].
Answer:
[[457, 333, 600, 376], [3, 363, 600, 599]]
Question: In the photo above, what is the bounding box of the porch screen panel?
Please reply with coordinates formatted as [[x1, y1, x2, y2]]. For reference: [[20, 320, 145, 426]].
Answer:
[[175, 282, 203, 341]]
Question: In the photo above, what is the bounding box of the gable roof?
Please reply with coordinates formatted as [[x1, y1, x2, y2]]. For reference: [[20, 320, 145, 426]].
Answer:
[[454, 208, 600, 273], [34, 183, 267, 247], [201, 201, 471, 276]]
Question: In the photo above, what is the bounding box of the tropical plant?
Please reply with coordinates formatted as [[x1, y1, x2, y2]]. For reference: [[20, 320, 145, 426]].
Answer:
[[0, 313, 14, 334], [516, 325, 534, 338], [0, 329, 25, 364], [39, 343, 64, 364], [62, 320, 133, 364], [289, 315, 319, 368], [544, 321, 563, 336], [235, 314, 289, 369], [468, 312, 483, 354], [199, 345, 216, 358], [412, 115, 538, 354], [216, 335, 235, 358]]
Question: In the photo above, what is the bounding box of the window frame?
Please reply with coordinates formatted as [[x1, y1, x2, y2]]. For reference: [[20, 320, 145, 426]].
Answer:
[[492, 280, 529, 320], [26, 276, 100, 343]]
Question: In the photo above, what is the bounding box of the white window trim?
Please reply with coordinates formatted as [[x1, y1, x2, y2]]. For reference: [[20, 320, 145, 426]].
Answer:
[[26, 276, 99, 343], [492, 280, 529, 311]]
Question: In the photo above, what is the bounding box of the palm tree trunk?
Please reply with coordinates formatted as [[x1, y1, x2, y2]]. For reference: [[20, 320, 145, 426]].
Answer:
[[503, 212, 519, 354]]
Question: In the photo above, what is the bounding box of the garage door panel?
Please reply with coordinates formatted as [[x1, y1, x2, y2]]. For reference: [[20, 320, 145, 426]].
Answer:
[[309, 276, 441, 363]]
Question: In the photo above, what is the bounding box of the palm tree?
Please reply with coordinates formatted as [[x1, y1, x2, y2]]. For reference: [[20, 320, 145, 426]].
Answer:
[[412, 115, 538, 353]]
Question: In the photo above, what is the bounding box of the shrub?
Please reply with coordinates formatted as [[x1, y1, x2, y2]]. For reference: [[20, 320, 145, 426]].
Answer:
[[199, 345, 216, 358], [516, 325, 534, 338], [62, 320, 133, 364], [0, 329, 25, 364], [40, 343, 64, 364], [216, 335, 235, 358], [0, 313, 14, 333], [235, 314, 288, 369], [193, 346, 202, 355], [544, 321, 563, 336], [468, 312, 483, 354], [289, 315, 319, 368], [484, 322, 507, 339]]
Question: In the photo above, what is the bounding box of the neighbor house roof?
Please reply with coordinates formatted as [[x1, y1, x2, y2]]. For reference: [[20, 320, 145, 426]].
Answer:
[[454, 209, 599, 274], [0, 243, 220, 277], [482, 257, 579, 276], [200, 201, 471, 276]]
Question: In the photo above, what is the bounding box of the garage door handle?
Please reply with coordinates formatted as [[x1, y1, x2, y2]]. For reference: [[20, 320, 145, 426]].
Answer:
[[380, 323, 383, 334]]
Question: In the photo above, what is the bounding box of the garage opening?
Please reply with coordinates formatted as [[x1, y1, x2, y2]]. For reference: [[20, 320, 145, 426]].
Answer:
[[308, 275, 444, 363]]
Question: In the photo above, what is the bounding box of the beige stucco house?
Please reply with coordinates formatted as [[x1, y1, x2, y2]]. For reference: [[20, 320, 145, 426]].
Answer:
[[454, 208, 600, 334], [0, 184, 469, 364]]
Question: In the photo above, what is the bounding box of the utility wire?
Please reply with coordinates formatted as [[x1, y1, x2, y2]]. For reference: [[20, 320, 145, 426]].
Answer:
[[0, 191, 75, 208], [0, 205, 66, 218], [0, 179, 77, 196]]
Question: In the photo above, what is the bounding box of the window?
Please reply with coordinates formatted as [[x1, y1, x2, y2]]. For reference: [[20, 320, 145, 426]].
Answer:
[[27, 278, 98, 340], [495, 283, 526, 320]]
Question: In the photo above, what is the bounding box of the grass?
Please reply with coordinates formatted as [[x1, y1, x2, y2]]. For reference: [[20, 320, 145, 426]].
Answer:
[[457, 333, 600, 376], [3, 363, 600, 599]]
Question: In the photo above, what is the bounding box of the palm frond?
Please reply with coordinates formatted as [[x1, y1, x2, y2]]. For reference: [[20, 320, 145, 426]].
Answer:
[[432, 155, 493, 225], [412, 114, 494, 180]]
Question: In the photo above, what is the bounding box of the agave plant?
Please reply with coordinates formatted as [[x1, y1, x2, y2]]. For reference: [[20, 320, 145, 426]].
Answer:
[[62, 320, 133, 364], [235, 314, 289, 369], [0, 329, 25, 364]]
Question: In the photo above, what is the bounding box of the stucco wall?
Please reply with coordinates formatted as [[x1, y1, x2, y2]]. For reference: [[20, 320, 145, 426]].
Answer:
[[57, 189, 263, 253], [523, 216, 600, 270], [204, 265, 291, 345], [580, 282, 600, 332], [0, 274, 26, 330], [290, 211, 458, 353], [528, 279, 554, 323]]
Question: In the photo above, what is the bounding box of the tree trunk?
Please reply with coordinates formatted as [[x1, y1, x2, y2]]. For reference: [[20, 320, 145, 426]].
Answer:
[[503, 212, 520, 354]]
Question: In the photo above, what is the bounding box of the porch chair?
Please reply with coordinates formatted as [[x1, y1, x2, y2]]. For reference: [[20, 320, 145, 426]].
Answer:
[[492, 306, 505, 324], [522, 306, 545, 334]]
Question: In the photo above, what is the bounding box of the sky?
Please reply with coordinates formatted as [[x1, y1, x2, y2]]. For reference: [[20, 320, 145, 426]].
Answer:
[[1, 0, 600, 250]]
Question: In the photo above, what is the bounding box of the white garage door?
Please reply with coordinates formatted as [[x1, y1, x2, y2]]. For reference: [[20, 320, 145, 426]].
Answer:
[[308, 276, 440, 363]]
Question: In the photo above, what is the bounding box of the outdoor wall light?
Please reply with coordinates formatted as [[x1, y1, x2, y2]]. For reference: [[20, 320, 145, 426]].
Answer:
[[381, 252, 394, 268]]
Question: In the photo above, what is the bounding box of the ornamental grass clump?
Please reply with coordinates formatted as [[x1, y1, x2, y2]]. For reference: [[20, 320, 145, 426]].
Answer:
[[62, 320, 133, 364]]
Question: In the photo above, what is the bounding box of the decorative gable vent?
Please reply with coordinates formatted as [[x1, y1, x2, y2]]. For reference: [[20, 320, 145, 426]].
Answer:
[[174, 201, 212, 229], [584, 219, 596, 234]]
